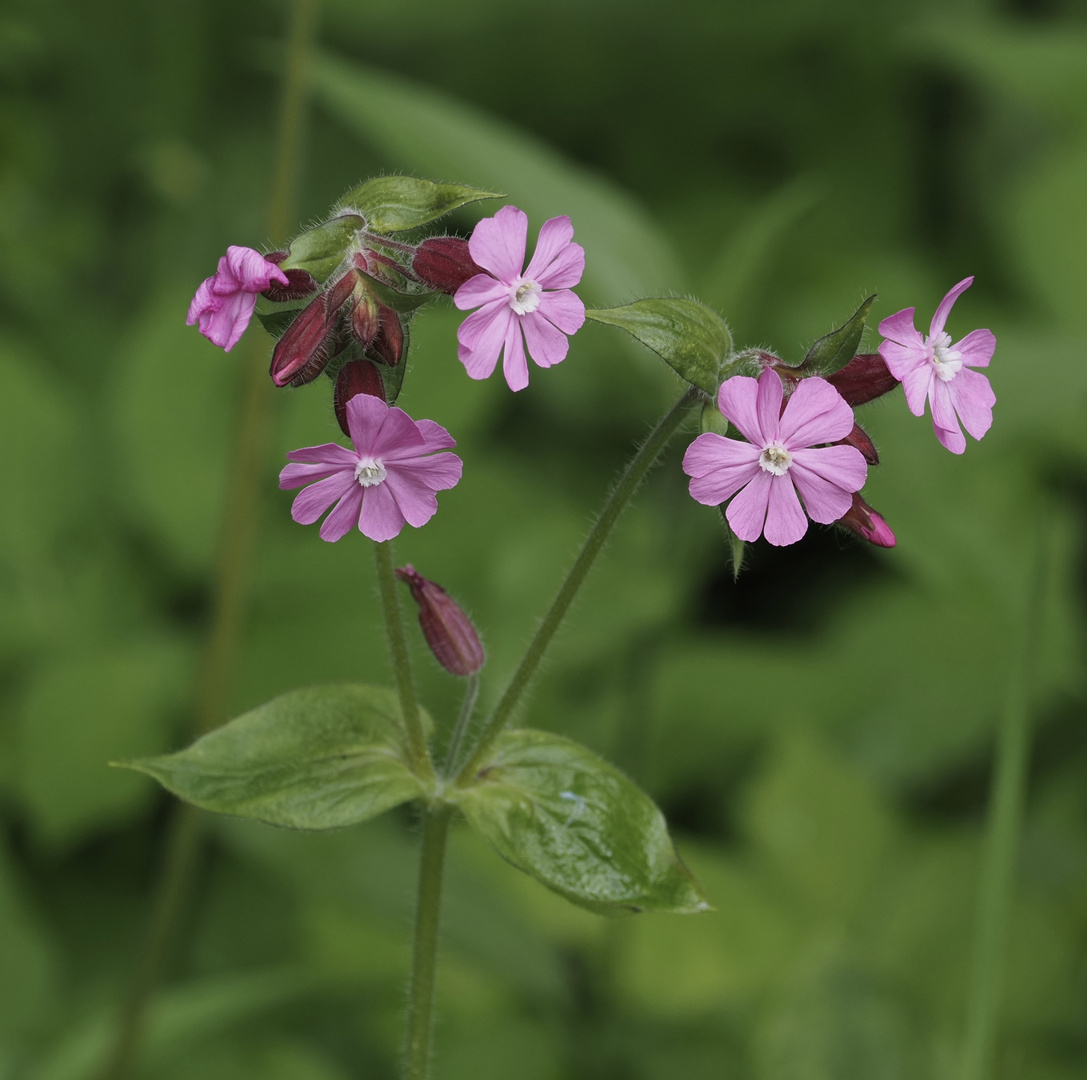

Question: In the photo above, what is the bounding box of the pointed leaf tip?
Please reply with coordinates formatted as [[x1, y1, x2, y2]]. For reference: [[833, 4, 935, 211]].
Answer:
[[799, 294, 877, 377], [338, 177, 504, 234]]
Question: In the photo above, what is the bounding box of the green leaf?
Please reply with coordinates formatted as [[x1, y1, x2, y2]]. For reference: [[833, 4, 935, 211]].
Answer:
[[586, 299, 731, 395], [455, 729, 709, 915], [118, 684, 432, 830], [798, 294, 876, 376], [280, 215, 365, 283], [338, 176, 502, 233], [257, 308, 303, 339], [361, 273, 433, 315]]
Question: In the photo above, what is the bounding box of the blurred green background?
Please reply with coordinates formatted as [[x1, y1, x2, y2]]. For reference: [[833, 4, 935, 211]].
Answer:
[[1, 0, 1085, 1077]]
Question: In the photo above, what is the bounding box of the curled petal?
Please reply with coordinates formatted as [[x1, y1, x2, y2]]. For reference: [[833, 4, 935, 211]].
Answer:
[[468, 205, 527, 283], [929, 276, 974, 338]]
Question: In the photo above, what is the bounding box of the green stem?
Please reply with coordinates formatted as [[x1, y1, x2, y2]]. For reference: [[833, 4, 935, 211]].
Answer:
[[375, 540, 435, 781], [455, 388, 699, 785], [960, 527, 1047, 1080], [405, 805, 454, 1080], [443, 673, 480, 776], [94, 5, 321, 1079]]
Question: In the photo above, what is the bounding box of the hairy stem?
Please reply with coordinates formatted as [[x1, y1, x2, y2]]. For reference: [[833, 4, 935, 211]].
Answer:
[[94, 4, 321, 1078], [375, 539, 435, 781], [443, 673, 480, 776], [405, 805, 453, 1080], [455, 388, 699, 785]]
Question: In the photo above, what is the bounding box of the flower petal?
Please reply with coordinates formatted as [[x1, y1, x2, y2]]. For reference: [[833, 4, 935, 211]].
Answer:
[[413, 419, 457, 453], [725, 469, 773, 542], [524, 216, 574, 280], [763, 475, 809, 546], [220, 246, 287, 292], [755, 369, 783, 443], [285, 442, 359, 467], [537, 289, 585, 335], [391, 453, 464, 493], [459, 343, 499, 381], [319, 485, 364, 542], [877, 338, 927, 384], [535, 241, 585, 291], [457, 301, 512, 380], [468, 206, 527, 283], [520, 311, 569, 368], [930, 380, 966, 454], [383, 471, 442, 529], [290, 470, 356, 525], [779, 377, 854, 449], [898, 362, 932, 417], [186, 277, 218, 325], [453, 274, 509, 311], [790, 446, 866, 524], [206, 290, 256, 352], [370, 405, 428, 460], [359, 482, 406, 542], [935, 424, 966, 455], [502, 318, 530, 391], [955, 327, 996, 369], [717, 376, 763, 446], [280, 460, 352, 490], [948, 367, 995, 442], [682, 432, 761, 478], [688, 459, 761, 507], [457, 297, 510, 350], [877, 307, 923, 347], [930, 276, 973, 338], [345, 394, 393, 456]]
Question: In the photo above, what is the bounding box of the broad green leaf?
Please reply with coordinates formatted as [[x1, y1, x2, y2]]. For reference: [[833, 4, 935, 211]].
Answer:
[[280, 215, 364, 283], [119, 684, 432, 830], [797, 294, 876, 376], [456, 729, 709, 915], [586, 299, 731, 394], [338, 176, 502, 233], [310, 53, 683, 300]]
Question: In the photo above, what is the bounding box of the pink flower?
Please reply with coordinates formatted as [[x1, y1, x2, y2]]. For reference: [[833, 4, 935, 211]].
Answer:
[[454, 206, 586, 392], [877, 276, 996, 455], [186, 246, 289, 352], [683, 370, 868, 547], [279, 395, 462, 543]]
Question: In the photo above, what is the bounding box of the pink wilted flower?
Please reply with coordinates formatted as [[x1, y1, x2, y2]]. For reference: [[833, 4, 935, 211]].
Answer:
[[187, 246, 289, 352], [279, 395, 462, 543], [877, 276, 996, 455], [454, 206, 585, 391], [683, 370, 867, 547]]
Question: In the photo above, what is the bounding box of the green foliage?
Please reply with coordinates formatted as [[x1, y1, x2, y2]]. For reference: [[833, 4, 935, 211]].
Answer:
[[795, 295, 877, 376], [457, 729, 708, 915], [337, 176, 502, 234], [121, 685, 432, 830], [280, 215, 365, 282]]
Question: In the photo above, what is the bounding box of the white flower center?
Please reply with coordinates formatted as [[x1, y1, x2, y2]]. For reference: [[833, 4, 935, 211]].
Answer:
[[354, 457, 387, 487], [509, 279, 542, 315], [759, 444, 793, 476], [927, 330, 963, 383]]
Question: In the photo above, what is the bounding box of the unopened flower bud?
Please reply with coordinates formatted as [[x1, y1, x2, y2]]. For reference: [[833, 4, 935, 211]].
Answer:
[[370, 305, 405, 366], [333, 359, 386, 436], [351, 293, 380, 349], [839, 421, 879, 465], [269, 294, 336, 387], [324, 269, 361, 317], [826, 353, 898, 406], [837, 492, 896, 548], [262, 252, 320, 302], [412, 237, 482, 294], [395, 564, 485, 676]]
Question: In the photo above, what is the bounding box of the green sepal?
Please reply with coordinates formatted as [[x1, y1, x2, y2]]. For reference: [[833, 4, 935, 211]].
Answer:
[[718, 507, 746, 580], [362, 273, 433, 316], [797, 295, 877, 376], [257, 308, 304, 340], [454, 729, 710, 915], [717, 348, 766, 381], [586, 299, 732, 395], [337, 177, 502, 234], [115, 684, 433, 830], [280, 216, 365, 283]]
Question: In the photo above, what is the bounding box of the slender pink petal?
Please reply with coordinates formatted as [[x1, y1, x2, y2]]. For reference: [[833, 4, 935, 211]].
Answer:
[[453, 274, 509, 311], [725, 470, 773, 542], [935, 424, 966, 455], [878, 339, 926, 383], [468, 205, 527, 283], [457, 302, 512, 380], [391, 453, 464, 492], [755, 369, 783, 443], [285, 443, 359, 467], [520, 310, 570, 368], [682, 432, 760, 478], [929, 379, 961, 439], [929, 276, 973, 338], [201, 290, 256, 351], [369, 405, 428, 460], [524, 216, 575, 280], [790, 447, 866, 524], [359, 482, 406, 543], [342, 395, 388, 456], [948, 367, 995, 442], [319, 485, 364, 542], [459, 342, 500, 381], [688, 460, 761, 507], [536, 289, 585, 335], [779, 377, 855, 449], [763, 475, 808, 546], [280, 460, 353, 489], [898, 363, 932, 417], [877, 307, 922, 347], [412, 419, 457, 453], [534, 241, 585, 291], [502, 318, 530, 392], [383, 471, 440, 529], [220, 246, 287, 292], [457, 297, 509, 350], [186, 278, 218, 325], [717, 376, 763, 446], [291, 471, 355, 525], [956, 327, 996, 369]]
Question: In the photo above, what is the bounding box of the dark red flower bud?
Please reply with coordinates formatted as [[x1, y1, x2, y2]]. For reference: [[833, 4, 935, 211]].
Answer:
[[412, 237, 482, 294], [837, 492, 896, 548], [839, 421, 879, 465], [826, 353, 898, 406], [324, 269, 361, 317], [395, 565, 485, 677], [369, 305, 405, 366], [350, 293, 380, 349], [333, 360, 386, 436], [262, 252, 321, 301], [269, 294, 337, 387]]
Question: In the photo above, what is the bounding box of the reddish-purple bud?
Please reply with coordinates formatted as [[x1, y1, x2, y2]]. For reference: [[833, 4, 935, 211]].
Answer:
[[837, 492, 896, 548], [262, 252, 321, 302], [333, 360, 386, 436], [839, 421, 879, 465], [269, 294, 337, 387], [370, 305, 405, 366], [826, 353, 899, 406], [351, 293, 380, 349], [395, 565, 485, 677], [412, 237, 483, 294], [324, 269, 361, 317]]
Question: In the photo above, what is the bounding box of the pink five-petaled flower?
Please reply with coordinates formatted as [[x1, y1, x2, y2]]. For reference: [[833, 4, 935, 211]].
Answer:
[[453, 205, 586, 392], [877, 276, 996, 455], [683, 369, 868, 547], [186, 246, 289, 352], [279, 394, 462, 543]]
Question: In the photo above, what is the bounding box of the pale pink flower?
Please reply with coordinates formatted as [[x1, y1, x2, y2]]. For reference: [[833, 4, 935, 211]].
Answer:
[[454, 206, 585, 392], [279, 395, 462, 543], [877, 276, 996, 455], [683, 370, 868, 547], [186, 246, 289, 352]]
